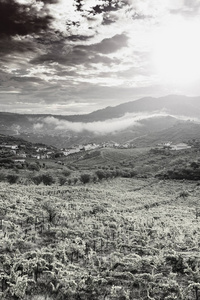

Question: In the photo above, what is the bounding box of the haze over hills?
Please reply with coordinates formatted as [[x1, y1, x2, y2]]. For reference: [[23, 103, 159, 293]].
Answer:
[[1, 95, 200, 147], [84, 94, 200, 121]]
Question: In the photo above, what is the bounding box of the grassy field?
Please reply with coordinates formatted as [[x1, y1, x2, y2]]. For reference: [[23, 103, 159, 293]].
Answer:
[[1, 174, 200, 299]]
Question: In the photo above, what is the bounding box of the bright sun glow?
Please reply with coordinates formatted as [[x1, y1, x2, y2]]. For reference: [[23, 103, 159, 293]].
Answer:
[[152, 17, 200, 86]]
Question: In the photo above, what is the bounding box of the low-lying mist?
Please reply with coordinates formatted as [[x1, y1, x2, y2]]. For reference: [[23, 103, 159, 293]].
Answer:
[[33, 112, 196, 135]]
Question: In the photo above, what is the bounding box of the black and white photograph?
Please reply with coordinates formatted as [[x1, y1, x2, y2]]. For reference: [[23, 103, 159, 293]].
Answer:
[[1, 0, 200, 299]]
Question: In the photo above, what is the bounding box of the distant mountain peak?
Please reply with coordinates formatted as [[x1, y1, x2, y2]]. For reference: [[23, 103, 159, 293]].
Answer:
[[1, 95, 200, 147]]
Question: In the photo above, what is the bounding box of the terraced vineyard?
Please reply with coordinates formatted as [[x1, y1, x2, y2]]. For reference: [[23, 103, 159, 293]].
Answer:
[[1, 177, 200, 300]]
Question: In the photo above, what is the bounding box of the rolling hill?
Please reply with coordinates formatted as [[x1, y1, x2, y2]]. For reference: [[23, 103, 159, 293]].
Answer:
[[0, 95, 200, 147]]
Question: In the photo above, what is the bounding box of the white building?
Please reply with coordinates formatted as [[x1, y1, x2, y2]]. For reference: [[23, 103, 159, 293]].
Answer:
[[170, 143, 191, 151]]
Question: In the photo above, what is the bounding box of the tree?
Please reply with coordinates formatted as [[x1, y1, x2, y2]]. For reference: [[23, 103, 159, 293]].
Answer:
[[42, 173, 55, 186], [191, 162, 199, 169], [95, 170, 106, 180], [27, 162, 40, 171], [31, 175, 43, 185], [7, 174, 19, 184], [62, 168, 71, 177], [59, 176, 67, 186], [80, 174, 90, 184]]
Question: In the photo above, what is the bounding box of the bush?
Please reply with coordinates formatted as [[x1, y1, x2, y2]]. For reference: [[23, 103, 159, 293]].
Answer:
[[0, 158, 14, 168], [62, 168, 71, 177], [191, 161, 199, 169], [95, 170, 106, 180], [42, 173, 55, 185], [59, 176, 67, 186], [7, 174, 19, 184], [130, 170, 137, 177], [15, 163, 24, 169], [27, 163, 40, 171], [80, 173, 90, 184], [74, 177, 78, 184], [32, 175, 43, 185], [0, 173, 6, 182], [93, 176, 98, 183]]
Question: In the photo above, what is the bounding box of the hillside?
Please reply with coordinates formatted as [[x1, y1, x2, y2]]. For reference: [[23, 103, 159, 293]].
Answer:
[[84, 94, 200, 121], [0, 95, 200, 147], [1, 138, 200, 299], [133, 122, 200, 147], [1, 177, 200, 300]]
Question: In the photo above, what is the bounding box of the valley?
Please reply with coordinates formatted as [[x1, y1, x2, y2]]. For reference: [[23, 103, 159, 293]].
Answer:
[[1, 137, 200, 299], [1, 95, 200, 299], [1, 95, 200, 148]]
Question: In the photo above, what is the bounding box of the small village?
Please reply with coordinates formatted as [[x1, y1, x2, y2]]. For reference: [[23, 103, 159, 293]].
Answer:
[[0, 139, 194, 165], [0, 141, 129, 163]]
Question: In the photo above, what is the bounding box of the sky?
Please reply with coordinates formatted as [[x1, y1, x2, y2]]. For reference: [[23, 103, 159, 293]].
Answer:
[[1, 0, 200, 115]]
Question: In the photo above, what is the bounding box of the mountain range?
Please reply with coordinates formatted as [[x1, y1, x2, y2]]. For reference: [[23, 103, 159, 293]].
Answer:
[[1, 95, 200, 147]]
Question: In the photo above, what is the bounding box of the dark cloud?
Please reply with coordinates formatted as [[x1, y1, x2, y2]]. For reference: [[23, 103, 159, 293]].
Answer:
[[41, 0, 59, 3], [0, 0, 57, 57], [102, 17, 116, 25], [0, 38, 35, 57], [75, 0, 128, 14], [91, 0, 128, 14], [76, 34, 128, 54], [30, 49, 119, 66], [67, 34, 94, 42], [2, 0, 194, 116], [30, 34, 126, 66], [10, 76, 43, 83], [75, 0, 83, 12], [0, 0, 53, 38]]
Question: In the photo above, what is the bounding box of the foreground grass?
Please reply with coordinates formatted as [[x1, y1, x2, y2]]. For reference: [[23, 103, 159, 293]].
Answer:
[[1, 178, 200, 299]]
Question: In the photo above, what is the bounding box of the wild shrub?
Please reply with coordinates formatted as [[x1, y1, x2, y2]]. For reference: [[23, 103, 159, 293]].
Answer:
[[115, 169, 121, 177], [32, 175, 43, 185], [62, 168, 71, 177], [80, 173, 90, 184], [121, 169, 131, 178], [165, 255, 185, 274], [160, 167, 200, 180], [42, 173, 55, 185], [0, 172, 6, 182], [15, 163, 24, 169], [95, 170, 106, 180], [59, 176, 67, 186], [130, 170, 137, 177], [73, 177, 78, 184], [93, 176, 98, 183], [7, 174, 19, 184], [27, 162, 40, 171], [0, 158, 14, 168], [191, 161, 199, 169]]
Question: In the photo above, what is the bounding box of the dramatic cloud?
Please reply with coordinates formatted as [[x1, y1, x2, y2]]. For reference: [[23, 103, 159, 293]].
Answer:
[[76, 33, 128, 54], [0, 0, 53, 37], [1, 0, 200, 114]]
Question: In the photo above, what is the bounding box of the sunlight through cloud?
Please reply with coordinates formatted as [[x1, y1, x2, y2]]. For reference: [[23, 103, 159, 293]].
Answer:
[[152, 16, 200, 86]]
